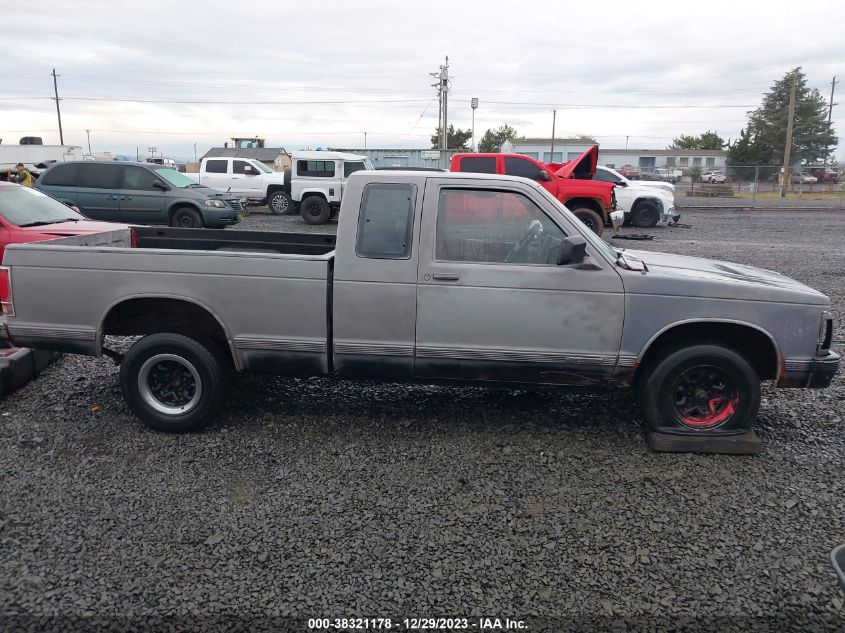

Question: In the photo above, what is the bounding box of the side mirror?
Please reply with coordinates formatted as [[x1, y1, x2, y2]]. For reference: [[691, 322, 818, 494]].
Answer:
[[557, 235, 587, 265], [152, 179, 169, 191], [617, 180, 628, 187], [537, 171, 552, 182]]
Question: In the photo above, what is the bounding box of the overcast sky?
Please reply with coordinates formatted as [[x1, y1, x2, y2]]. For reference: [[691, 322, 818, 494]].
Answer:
[[2, 0, 842, 160]]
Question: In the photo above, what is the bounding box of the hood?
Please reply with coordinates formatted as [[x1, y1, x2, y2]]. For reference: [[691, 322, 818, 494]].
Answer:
[[554, 146, 598, 179], [17, 220, 127, 236], [621, 249, 829, 305], [638, 181, 675, 194]]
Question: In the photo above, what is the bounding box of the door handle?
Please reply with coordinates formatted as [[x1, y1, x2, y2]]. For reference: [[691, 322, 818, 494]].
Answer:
[[107, 195, 119, 200], [432, 272, 460, 281], [121, 196, 132, 201]]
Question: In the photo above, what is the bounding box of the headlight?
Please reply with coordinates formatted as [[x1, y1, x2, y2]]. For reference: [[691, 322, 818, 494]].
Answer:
[[203, 199, 227, 208]]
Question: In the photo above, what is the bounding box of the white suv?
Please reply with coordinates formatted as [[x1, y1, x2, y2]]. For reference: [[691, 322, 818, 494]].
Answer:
[[288, 151, 373, 224]]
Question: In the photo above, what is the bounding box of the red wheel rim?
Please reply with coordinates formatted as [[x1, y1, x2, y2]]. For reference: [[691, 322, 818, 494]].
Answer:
[[670, 365, 739, 430]]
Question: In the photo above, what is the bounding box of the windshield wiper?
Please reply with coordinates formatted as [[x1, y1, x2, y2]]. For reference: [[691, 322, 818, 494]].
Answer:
[[18, 220, 62, 227]]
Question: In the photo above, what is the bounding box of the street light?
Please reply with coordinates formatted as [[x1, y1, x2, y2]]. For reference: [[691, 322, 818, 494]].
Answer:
[[471, 98, 479, 152]]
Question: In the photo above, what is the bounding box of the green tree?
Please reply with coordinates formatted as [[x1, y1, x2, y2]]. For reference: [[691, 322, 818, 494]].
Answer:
[[478, 124, 519, 153], [728, 68, 837, 166], [669, 130, 726, 150], [430, 125, 473, 150]]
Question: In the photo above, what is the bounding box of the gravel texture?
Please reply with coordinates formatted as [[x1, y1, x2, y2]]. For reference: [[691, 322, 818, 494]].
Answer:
[[1, 207, 843, 632]]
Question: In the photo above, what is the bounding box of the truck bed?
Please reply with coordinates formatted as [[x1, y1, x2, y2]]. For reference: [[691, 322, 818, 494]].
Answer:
[[132, 226, 336, 256]]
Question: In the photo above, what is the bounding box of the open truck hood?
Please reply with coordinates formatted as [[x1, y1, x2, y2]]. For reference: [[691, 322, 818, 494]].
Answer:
[[552, 146, 598, 179]]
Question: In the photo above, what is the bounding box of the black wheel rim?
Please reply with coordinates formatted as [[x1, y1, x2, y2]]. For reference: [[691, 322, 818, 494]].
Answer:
[[178, 214, 194, 228], [579, 215, 596, 231], [306, 202, 322, 217], [670, 364, 739, 430]]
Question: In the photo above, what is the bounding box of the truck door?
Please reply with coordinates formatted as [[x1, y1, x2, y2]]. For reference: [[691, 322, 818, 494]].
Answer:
[[414, 178, 625, 386], [233, 160, 262, 198], [332, 180, 421, 379]]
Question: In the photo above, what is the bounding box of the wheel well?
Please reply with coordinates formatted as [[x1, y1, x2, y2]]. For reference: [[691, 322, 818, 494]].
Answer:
[[638, 322, 779, 380], [301, 192, 328, 202], [168, 203, 200, 223], [101, 298, 235, 366], [564, 197, 605, 218], [266, 185, 285, 197], [632, 197, 660, 211]]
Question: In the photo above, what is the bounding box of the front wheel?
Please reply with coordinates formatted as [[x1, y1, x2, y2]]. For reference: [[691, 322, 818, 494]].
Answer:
[[171, 207, 203, 228], [268, 190, 291, 215], [631, 202, 659, 228], [300, 196, 331, 225], [119, 333, 231, 432], [638, 344, 760, 436], [571, 208, 604, 236]]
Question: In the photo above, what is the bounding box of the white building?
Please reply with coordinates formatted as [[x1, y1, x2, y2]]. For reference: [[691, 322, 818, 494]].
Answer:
[[502, 138, 728, 173]]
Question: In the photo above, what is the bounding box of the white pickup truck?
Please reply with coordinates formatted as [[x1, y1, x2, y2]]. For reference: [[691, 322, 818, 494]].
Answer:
[[190, 151, 373, 224]]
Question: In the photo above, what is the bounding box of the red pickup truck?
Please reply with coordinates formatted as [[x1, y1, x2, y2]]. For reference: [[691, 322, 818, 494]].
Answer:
[[450, 147, 616, 236]]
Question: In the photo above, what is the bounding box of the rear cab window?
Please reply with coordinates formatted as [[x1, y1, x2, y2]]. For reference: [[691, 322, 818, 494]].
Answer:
[[355, 183, 417, 259], [457, 156, 498, 174], [205, 159, 228, 174]]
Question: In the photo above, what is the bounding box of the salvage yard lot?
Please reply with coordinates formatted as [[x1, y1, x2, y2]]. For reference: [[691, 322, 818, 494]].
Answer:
[[1, 207, 844, 631]]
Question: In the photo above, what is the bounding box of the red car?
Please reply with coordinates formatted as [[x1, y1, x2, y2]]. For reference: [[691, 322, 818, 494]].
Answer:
[[450, 146, 616, 236], [0, 182, 124, 262]]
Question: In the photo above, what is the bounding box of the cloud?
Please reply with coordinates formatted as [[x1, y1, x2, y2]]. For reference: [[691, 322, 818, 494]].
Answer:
[[1, 0, 842, 159]]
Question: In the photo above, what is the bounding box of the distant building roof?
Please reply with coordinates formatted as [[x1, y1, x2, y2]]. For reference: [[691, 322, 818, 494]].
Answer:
[[200, 147, 289, 162], [514, 138, 596, 145], [599, 148, 727, 156]]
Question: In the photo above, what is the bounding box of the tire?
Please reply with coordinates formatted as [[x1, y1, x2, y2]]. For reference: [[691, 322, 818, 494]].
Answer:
[[268, 190, 291, 215], [300, 195, 331, 225], [171, 207, 203, 229], [571, 208, 604, 236], [119, 333, 231, 432], [631, 201, 659, 228], [637, 344, 760, 436]]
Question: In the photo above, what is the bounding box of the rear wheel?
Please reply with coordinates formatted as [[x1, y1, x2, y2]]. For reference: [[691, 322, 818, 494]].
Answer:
[[171, 207, 203, 229], [268, 190, 291, 215], [571, 208, 604, 236], [120, 333, 231, 432], [300, 196, 331, 225], [631, 201, 659, 228], [638, 344, 760, 436]]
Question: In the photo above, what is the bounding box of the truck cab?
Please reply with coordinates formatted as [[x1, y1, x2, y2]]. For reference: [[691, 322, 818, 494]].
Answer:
[[450, 147, 615, 236], [288, 151, 373, 225]]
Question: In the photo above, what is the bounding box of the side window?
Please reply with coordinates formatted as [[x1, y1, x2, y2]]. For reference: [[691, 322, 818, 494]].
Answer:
[[504, 157, 545, 181], [355, 183, 416, 260], [123, 166, 158, 191], [343, 161, 366, 178], [205, 159, 228, 174], [77, 164, 121, 189], [436, 188, 565, 265], [593, 169, 621, 184], [40, 163, 77, 186], [457, 156, 497, 174], [297, 160, 335, 178], [233, 160, 252, 174]]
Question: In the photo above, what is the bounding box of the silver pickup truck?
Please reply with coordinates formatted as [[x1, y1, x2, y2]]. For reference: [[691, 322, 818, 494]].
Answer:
[[0, 171, 839, 447]]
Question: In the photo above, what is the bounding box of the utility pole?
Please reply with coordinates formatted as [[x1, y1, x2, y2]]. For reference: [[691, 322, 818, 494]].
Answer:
[[51, 69, 64, 145], [441, 56, 449, 151], [85, 129, 91, 154], [781, 71, 797, 198], [470, 98, 478, 152], [825, 75, 838, 164], [550, 110, 556, 160], [626, 135, 629, 150], [364, 132, 367, 149]]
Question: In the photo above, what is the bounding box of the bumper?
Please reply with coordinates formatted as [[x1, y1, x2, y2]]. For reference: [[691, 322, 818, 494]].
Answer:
[[201, 208, 244, 227], [657, 205, 680, 226], [778, 350, 841, 388]]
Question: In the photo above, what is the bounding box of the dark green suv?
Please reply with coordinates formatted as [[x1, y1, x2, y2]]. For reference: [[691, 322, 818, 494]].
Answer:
[[35, 161, 244, 228]]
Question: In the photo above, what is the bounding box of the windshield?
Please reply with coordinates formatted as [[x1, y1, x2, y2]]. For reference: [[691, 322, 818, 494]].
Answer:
[[596, 167, 626, 185], [253, 161, 273, 173], [0, 186, 86, 226], [534, 185, 620, 263], [154, 168, 197, 188]]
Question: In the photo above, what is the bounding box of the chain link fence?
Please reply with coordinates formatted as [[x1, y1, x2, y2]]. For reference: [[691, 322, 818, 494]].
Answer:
[[644, 165, 845, 208]]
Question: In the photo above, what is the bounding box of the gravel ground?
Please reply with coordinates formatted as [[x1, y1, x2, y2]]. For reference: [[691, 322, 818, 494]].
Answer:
[[680, 195, 845, 209], [1, 207, 844, 632]]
